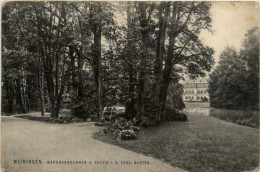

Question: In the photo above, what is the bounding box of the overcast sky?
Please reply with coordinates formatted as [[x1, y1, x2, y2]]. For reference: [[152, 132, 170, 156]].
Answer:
[[199, 1, 259, 69]]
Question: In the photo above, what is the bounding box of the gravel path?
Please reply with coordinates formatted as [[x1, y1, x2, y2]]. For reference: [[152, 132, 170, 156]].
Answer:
[[1, 116, 186, 172]]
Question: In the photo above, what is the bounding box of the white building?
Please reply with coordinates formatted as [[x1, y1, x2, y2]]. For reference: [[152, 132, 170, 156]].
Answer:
[[183, 78, 209, 102]]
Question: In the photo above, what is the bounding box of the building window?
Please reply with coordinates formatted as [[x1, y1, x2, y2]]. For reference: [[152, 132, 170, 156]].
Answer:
[[205, 90, 207, 93], [197, 97, 199, 99], [192, 91, 194, 94]]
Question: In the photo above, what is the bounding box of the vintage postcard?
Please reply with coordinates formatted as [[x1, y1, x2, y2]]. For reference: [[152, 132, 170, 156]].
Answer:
[[1, 1, 259, 172]]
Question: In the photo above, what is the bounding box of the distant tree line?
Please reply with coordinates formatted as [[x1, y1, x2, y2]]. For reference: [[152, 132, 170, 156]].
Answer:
[[209, 27, 259, 111], [2, 2, 214, 122]]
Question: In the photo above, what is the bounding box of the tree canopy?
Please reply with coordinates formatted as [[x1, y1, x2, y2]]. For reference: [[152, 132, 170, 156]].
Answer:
[[2, 2, 214, 123], [209, 27, 259, 110]]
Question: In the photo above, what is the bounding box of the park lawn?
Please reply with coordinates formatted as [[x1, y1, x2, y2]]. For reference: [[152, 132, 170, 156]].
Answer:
[[93, 113, 259, 172], [184, 102, 210, 108]]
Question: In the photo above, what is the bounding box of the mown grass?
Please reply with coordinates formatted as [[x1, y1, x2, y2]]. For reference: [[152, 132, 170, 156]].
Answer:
[[93, 113, 259, 172], [184, 102, 210, 108]]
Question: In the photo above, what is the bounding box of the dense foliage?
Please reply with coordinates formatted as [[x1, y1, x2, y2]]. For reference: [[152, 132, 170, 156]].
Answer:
[[209, 108, 259, 128], [209, 27, 259, 110], [2, 2, 214, 123]]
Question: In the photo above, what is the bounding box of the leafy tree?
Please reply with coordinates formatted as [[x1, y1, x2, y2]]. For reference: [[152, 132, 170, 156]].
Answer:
[[156, 2, 214, 120], [2, 2, 214, 122], [166, 71, 185, 110], [2, 3, 40, 114], [209, 48, 246, 108], [209, 28, 259, 110], [113, 2, 214, 122], [240, 27, 259, 109]]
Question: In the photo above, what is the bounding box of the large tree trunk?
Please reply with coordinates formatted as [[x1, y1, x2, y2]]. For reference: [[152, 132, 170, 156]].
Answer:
[[16, 75, 29, 114], [17, 70, 27, 114], [35, 4, 67, 118], [54, 51, 67, 118], [69, 46, 77, 98], [158, 3, 178, 120], [44, 58, 57, 117], [127, 3, 135, 100], [93, 27, 104, 120], [128, 65, 135, 98], [76, 48, 84, 97], [40, 73, 45, 116], [159, 58, 173, 120], [25, 77, 30, 113], [154, 2, 170, 120], [136, 2, 148, 121], [55, 90, 63, 118], [37, 67, 45, 116], [7, 99, 14, 113], [48, 70, 57, 118], [5, 81, 14, 113], [22, 70, 28, 113], [48, 80, 57, 118], [16, 79, 24, 113], [50, 98, 56, 117], [55, 46, 59, 104]]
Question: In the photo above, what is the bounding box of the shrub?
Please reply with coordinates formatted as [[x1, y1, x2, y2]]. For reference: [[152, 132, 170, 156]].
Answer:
[[225, 118, 230, 122], [235, 118, 257, 128], [125, 98, 137, 120], [139, 116, 154, 127], [69, 98, 98, 120], [165, 108, 188, 122], [103, 117, 140, 140], [71, 100, 88, 118], [210, 108, 259, 128], [118, 129, 137, 140], [111, 117, 139, 130]]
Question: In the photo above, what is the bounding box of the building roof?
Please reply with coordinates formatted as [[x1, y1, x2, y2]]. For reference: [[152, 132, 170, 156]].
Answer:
[[183, 78, 209, 88], [184, 78, 209, 84]]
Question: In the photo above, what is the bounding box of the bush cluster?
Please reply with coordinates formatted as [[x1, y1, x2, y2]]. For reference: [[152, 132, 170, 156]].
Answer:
[[165, 108, 188, 122], [102, 117, 140, 140], [210, 108, 258, 128], [69, 98, 98, 120], [117, 130, 137, 140], [235, 118, 257, 128]]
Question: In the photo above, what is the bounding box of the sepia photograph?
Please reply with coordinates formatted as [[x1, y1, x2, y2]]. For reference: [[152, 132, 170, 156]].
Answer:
[[1, 1, 259, 172]]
